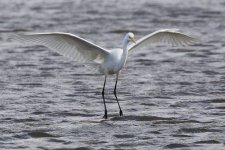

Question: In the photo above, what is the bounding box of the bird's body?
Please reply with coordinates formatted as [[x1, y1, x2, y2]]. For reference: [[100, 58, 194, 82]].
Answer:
[[99, 48, 124, 75], [13, 29, 196, 119]]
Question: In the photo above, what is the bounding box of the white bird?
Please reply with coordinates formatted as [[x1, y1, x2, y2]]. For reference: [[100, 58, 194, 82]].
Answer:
[[13, 29, 196, 119]]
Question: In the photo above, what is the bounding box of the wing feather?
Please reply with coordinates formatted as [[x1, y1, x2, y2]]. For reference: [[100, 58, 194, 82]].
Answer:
[[12, 32, 110, 63], [128, 29, 196, 54]]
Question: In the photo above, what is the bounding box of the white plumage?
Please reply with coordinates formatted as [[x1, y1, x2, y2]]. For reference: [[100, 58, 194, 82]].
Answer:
[[14, 32, 110, 63], [128, 29, 196, 55]]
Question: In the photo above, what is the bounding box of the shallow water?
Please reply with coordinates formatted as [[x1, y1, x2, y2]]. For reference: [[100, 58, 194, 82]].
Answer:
[[1, 0, 225, 149]]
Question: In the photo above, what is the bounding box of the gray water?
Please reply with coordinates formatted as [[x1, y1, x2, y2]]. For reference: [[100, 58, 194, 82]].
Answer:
[[1, 0, 225, 149]]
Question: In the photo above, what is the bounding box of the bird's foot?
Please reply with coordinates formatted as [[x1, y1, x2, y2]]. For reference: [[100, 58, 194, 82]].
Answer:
[[119, 110, 123, 116], [103, 110, 108, 119]]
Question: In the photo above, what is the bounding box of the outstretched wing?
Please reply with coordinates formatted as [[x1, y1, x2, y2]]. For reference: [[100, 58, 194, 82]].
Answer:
[[13, 32, 110, 63], [128, 29, 196, 54]]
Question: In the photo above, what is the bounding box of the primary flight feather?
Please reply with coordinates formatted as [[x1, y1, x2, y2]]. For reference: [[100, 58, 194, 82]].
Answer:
[[14, 32, 110, 63]]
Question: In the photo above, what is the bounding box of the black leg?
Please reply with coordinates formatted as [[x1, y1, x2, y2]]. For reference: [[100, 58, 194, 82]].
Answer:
[[114, 74, 123, 116], [102, 75, 107, 119]]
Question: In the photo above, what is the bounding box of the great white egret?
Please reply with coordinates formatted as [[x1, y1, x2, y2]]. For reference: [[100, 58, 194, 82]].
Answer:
[[13, 29, 195, 119]]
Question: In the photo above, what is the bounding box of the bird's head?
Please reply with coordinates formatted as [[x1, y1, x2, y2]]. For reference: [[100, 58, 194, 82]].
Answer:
[[127, 32, 136, 44]]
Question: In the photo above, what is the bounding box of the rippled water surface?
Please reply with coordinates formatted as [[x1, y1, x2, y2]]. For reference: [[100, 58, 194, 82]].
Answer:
[[1, 0, 225, 149]]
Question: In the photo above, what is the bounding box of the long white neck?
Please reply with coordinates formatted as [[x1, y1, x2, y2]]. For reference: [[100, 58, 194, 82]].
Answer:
[[122, 35, 129, 52], [120, 35, 129, 67]]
